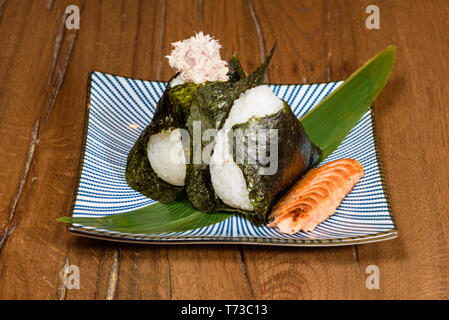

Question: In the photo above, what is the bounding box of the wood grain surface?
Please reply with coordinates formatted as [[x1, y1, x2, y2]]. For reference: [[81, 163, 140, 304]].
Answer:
[[0, 0, 448, 300]]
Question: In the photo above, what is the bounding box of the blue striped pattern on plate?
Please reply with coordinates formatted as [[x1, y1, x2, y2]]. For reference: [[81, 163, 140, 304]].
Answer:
[[69, 71, 397, 246]]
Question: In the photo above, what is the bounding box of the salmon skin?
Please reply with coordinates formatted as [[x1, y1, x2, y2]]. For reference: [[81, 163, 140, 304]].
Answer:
[[268, 159, 364, 234]]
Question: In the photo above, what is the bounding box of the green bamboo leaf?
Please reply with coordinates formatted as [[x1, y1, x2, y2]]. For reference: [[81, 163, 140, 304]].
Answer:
[[57, 200, 233, 234], [301, 45, 396, 163]]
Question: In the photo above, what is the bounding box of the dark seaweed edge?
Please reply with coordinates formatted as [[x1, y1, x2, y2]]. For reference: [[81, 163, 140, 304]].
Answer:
[[227, 53, 248, 82], [66, 71, 398, 246], [184, 46, 277, 213], [124, 76, 186, 203]]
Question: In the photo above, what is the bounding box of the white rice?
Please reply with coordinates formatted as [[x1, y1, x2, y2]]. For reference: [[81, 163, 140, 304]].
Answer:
[[147, 128, 186, 186], [169, 74, 185, 87], [209, 86, 283, 211]]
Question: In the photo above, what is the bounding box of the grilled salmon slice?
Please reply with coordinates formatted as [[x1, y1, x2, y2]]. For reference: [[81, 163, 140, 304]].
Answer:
[[268, 159, 364, 234]]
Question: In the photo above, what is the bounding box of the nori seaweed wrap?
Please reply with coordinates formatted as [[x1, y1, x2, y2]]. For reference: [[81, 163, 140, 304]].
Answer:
[[231, 101, 320, 225], [185, 46, 277, 213], [125, 76, 189, 203]]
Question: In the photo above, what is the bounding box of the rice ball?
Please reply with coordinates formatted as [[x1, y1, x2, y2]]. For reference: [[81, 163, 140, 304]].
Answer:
[[210, 86, 283, 211], [147, 128, 186, 186]]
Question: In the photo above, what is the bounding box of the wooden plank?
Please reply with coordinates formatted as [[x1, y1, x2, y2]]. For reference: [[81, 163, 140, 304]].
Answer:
[[239, 0, 363, 299], [0, 0, 57, 235], [0, 0, 170, 299], [159, 0, 258, 300], [0, 0, 253, 300], [351, 0, 449, 299], [0, 0, 86, 299], [0, 0, 448, 299], [88, 0, 172, 300]]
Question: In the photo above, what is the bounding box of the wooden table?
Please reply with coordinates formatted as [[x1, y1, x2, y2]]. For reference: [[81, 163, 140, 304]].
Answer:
[[0, 0, 448, 300]]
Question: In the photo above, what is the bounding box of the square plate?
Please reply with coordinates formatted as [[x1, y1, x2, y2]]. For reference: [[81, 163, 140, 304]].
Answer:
[[68, 71, 398, 246]]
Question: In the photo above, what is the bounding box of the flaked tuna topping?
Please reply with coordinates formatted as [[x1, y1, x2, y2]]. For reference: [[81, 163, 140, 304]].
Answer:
[[166, 32, 229, 84]]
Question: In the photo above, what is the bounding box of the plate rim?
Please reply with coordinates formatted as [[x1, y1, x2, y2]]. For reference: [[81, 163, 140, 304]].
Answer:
[[66, 71, 398, 247]]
